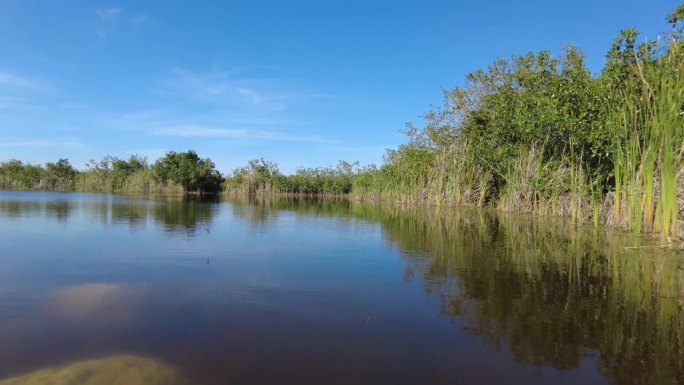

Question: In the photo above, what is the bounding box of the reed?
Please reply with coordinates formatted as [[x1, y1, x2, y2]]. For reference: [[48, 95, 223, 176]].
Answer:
[[610, 39, 684, 239]]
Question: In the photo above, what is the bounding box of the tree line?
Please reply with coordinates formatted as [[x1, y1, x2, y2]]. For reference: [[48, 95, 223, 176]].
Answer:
[[2, 4, 684, 238], [0, 150, 223, 194]]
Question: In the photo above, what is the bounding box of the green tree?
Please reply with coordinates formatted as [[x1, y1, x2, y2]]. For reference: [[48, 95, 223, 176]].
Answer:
[[111, 155, 149, 189], [153, 150, 222, 193], [45, 158, 77, 190], [0, 160, 44, 189]]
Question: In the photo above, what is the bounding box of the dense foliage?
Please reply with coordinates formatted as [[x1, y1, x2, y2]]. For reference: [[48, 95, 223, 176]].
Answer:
[[348, 4, 684, 239], [225, 158, 360, 195], [2, 5, 683, 238], [0, 158, 77, 191], [153, 150, 223, 193], [1, 150, 222, 194]]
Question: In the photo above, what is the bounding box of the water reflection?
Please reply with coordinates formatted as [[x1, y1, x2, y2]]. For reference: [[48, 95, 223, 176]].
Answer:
[[226, 196, 684, 384], [0, 201, 40, 218], [0, 200, 71, 221], [1, 192, 682, 384], [348, 204, 684, 385], [44, 201, 72, 221], [232, 195, 352, 218], [110, 202, 149, 226], [46, 284, 139, 323], [0, 355, 182, 385], [152, 197, 217, 234], [0, 192, 219, 235]]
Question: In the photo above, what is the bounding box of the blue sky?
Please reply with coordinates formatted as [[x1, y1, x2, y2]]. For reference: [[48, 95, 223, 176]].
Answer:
[[0, 0, 679, 174]]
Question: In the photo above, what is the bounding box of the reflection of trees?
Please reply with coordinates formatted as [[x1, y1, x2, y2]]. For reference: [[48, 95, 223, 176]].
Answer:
[[227, 196, 684, 384], [353, 205, 684, 385], [227, 195, 352, 224], [44, 201, 72, 221], [227, 195, 357, 234], [0, 200, 72, 221], [80, 199, 151, 228], [75, 196, 219, 234], [152, 196, 218, 234], [0, 201, 41, 218], [110, 202, 149, 226]]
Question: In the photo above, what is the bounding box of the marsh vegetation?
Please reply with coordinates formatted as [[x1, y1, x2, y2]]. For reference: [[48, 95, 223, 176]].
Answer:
[[2, 5, 684, 239]]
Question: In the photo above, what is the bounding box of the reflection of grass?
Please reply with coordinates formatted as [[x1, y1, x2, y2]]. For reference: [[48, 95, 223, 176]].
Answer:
[[228, 195, 684, 384], [0, 355, 181, 385], [364, 205, 684, 384]]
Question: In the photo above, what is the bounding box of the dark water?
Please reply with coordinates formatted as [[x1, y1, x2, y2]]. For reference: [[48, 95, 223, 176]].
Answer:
[[0, 191, 682, 385]]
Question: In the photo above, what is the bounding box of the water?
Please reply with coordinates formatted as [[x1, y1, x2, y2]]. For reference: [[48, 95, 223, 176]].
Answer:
[[0, 191, 682, 385]]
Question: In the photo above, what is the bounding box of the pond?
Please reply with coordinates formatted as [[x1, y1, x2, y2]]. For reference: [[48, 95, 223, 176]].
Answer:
[[0, 191, 682, 385]]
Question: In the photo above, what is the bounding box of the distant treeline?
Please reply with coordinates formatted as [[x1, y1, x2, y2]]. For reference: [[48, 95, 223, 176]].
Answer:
[[224, 158, 368, 195], [0, 151, 222, 194], [2, 5, 684, 238]]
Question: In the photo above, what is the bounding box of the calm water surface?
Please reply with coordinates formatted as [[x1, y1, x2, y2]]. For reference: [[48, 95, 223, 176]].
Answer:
[[0, 191, 682, 384]]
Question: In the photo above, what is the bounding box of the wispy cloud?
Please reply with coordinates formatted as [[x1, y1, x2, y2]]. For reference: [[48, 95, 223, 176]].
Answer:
[[95, 29, 109, 39], [95, 7, 150, 39], [0, 96, 31, 110], [130, 14, 150, 27], [96, 7, 122, 22], [0, 140, 84, 148], [151, 124, 339, 143], [0, 71, 54, 111], [94, 109, 338, 144], [157, 68, 285, 110], [0, 71, 48, 92]]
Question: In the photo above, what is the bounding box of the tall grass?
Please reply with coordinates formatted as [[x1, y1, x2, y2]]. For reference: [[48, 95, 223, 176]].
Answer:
[[611, 40, 684, 240], [351, 143, 491, 207], [75, 169, 184, 195], [349, 34, 683, 241]]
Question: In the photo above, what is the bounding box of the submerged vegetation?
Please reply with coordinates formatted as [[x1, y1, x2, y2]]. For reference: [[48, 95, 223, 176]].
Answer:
[[2, 5, 684, 238]]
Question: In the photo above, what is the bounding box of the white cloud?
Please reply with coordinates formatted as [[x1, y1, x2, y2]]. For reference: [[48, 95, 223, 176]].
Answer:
[[0, 96, 31, 110], [130, 14, 150, 27], [96, 8, 122, 22], [95, 8, 150, 39], [0, 71, 47, 92], [0, 71, 53, 111], [0, 140, 84, 148], [158, 68, 284, 110], [93, 109, 338, 144], [238, 87, 262, 103], [151, 124, 339, 143]]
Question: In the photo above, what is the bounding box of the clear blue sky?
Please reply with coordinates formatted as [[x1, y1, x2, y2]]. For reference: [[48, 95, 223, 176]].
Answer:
[[0, 0, 679, 174]]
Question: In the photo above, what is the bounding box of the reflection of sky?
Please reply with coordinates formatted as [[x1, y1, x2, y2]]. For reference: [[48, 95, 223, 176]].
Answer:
[[46, 283, 139, 323], [0, 191, 606, 385]]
